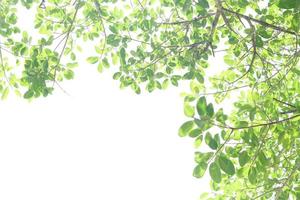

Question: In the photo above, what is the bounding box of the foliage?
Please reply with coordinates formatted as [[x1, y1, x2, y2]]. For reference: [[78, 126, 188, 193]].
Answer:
[[0, 0, 300, 199]]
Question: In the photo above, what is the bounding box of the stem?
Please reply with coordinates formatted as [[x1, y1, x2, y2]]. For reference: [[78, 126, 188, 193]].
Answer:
[[222, 7, 298, 36]]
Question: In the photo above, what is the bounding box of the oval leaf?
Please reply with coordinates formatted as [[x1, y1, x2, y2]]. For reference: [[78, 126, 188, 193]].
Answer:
[[184, 103, 195, 117], [207, 103, 214, 118], [209, 162, 222, 183], [218, 156, 235, 175], [239, 151, 250, 167], [196, 96, 207, 116], [178, 121, 195, 137], [248, 167, 257, 184], [193, 162, 208, 178], [189, 128, 202, 138]]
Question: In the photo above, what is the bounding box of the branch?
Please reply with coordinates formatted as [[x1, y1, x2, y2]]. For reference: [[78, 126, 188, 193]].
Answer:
[[222, 7, 299, 36], [229, 19, 257, 84], [52, 1, 80, 85], [273, 98, 296, 108], [94, 0, 107, 60], [0, 39, 11, 86], [215, 114, 300, 130], [157, 13, 214, 25], [207, 129, 234, 164], [275, 164, 300, 199]]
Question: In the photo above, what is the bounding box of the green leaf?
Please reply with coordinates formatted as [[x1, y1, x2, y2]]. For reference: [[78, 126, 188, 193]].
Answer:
[[248, 167, 257, 184], [255, 35, 263, 48], [194, 135, 203, 148], [64, 70, 74, 80], [170, 76, 179, 86], [189, 128, 202, 138], [218, 156, 235, 175], [183, 0, 192, 12], [184, 102, 195, 117], [238, 151, 250, 167], [120, 47, 126, 65], [178, 121, 195, 137], [195, 72, 204, 83], [87, 56, 99, 64], [23, 90, 34, 99], [277, 0, 298, 9], [291, 13, 300, 32], [109, 25, 118, 34], [1, 87, 9, 100], [198, 0, 209, 8], [113, 72, 122, 80], [97, 62, 103, 73], [258, 151, 268, 165], [205, 132, 218, 150], [207, 103, 214, 118], [106, 34, 121, 47], [193, 162, 208, 178], [209, 162, 222, 183], [196, 96, 207, 116]]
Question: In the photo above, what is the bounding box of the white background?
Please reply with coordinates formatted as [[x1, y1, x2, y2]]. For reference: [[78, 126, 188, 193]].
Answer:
[[0, 4, 214, 200], [0, 69, 211, 200]]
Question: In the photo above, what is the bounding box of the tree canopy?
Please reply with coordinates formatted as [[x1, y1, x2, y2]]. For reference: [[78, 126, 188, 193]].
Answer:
[[0, 0, 300, 199]]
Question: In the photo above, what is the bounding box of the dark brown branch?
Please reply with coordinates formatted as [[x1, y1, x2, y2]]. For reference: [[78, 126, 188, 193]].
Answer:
[[222, 7, 299, 36], [230, 19, 257, 84], [157, 13, 214, 25], [273, 98, 296, 108], [52, 1, 80, 85], [215, 114, 300, 130]]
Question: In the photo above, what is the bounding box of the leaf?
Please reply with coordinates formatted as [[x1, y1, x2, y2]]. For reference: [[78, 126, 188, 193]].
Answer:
[[205, 132, 218, 150], [196, 96, 207, 116], [87, 56, 99, 64], [183, 0, 192, 12], [235, 121, 248, 128], [209, 162, 222, 183], [178, 121, 195, 137], [97, 62, 103, 73], [277, 0, 298, 9], [238, 151, 250, 167], [291, 13, 300, 32], [109, 25, 118, 34], [218, 156, 235, 175], [189, 128, 202, 138], [64, 70, 74, 80], [106, 34, 121, 47], [1, 87, 9, 100], [102, 58, 110, 68], [255, 35, 263, 48], [248, 167, 257, 184], [195, 152, 214, 163], [194, 135, 203, 148], [195, 72, 204, 83], [198, 0, 209, 8], [170, 76, 179, 86], [120, 47, 126, 66], [184, 102, 195, 117], [258, 151, 268, 165], [113, 72, 122, 80], [23, 90, 34, 99], [207, 103, 214, 118], [193, 162, 208, 178]]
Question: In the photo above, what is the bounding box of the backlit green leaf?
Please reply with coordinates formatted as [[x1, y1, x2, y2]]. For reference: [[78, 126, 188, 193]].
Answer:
[[178, 121, 195, 137], [193, 162, 208, 178], [209, 162, 222, 183], [218, 156, 235, 175]]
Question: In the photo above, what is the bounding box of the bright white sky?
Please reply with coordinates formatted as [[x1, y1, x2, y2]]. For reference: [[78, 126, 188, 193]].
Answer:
[[0, 67, 211, 200], [0, 4, 232, 200]]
